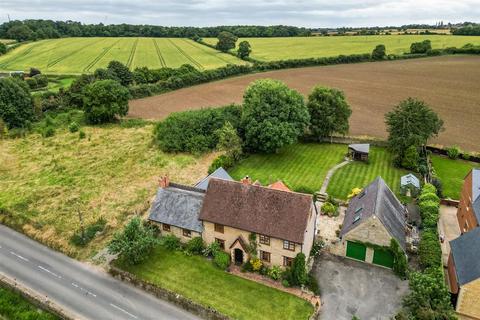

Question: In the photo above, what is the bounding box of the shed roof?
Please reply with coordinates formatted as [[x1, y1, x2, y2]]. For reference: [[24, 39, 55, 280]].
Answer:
[[199, 179, 313, 243], [340, 177, 407, 250], [401, 173, 420, 189], [148, 183, 204, 233], [348, 143, 370, 154], [194, 167, 234, 191], [450, 227, 480, 286]]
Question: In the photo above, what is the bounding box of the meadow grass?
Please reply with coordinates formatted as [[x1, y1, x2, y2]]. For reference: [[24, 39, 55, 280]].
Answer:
[[0, 37, 245, 74], [116, 246, 314, 320], [0, 286, 59, 320], [431, 155, 480, 200], [326, 146, 409, 199], [0, 114, 215, 259], [229, 143, 346, 193], [204, 35, 480, 61]]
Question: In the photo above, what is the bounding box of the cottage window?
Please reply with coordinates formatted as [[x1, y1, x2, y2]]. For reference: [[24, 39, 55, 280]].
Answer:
[[215, 238, 225, 250], [162, 224, 171, 232], [183, 229, 191, 238], [259, 234, 270, 245], [214, 223, 224, 233], [283, 256, 293, 267], [260, 250, 271, 262], [283, 240, 295, 251]]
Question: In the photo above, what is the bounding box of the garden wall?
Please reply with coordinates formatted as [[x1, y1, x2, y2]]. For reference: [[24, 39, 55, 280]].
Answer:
[[0, 273, 75, 320], [109, 264, 230, 320]]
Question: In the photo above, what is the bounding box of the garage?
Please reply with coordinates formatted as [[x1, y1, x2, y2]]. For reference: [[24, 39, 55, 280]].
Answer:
[[346, 241, 366, 261], [372, 248, 394, 268]]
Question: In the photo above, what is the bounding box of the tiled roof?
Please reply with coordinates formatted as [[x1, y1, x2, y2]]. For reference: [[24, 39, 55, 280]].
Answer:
[[450, 227, 480, 286], [194, 167, 233, 191], [268, 181, 292, 192], [348, 144, 370, 154]]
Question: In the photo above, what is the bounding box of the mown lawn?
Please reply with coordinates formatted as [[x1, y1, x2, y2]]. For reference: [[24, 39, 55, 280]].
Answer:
[[431, 155, 480, 199], [327, 146, 409, 199], [0, 112, 215, 259], [116, 246, 313, 320], [0, 286, 59, 320], [229, 143, 346, 193]]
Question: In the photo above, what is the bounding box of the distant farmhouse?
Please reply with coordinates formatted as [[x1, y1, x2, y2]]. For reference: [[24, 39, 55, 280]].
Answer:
[[148, 169, 317, 268]]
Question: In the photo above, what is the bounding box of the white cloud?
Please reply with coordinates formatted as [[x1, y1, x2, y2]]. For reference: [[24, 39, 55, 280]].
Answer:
[[0, 0, 478, 27]]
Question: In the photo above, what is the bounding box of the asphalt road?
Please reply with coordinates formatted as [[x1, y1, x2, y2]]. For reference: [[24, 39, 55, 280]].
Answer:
[[0, 224, 199, 320]]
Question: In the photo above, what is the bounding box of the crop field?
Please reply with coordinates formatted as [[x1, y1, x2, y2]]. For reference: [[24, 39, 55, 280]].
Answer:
[[204, 35, 480, 60], [0, 113, 216, 259], [129, 55, 480, 152], [0, 37, 245, 74]]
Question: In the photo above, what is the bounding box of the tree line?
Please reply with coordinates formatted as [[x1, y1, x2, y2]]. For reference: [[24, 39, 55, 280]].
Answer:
[[452, 24, 480, 36], [0, 20, 311, 42]]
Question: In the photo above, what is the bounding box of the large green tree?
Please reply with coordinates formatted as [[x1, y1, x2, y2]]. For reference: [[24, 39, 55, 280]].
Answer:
[[82, 80, 130, 124], [216, 31, 238, 52], [107, 217, 158, 265], [385, 98, 443, 157], [242, 79, 310, 153], [237, 41, 251, 59], [372, 44, 386, 60], [307, 86, 352, 141], [6, 25, 34, 41], [107, 60, 133, 86], [0, 42, 7, 55], [0, 77, 34, 128]]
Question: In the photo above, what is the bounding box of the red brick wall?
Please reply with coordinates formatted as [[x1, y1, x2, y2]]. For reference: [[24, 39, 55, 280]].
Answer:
[[457, 171, 479, 234], [448, 253, 459, 294]]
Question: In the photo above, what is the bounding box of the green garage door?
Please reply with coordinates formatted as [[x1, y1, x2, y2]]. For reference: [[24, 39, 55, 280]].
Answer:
[[372, 248, 394, 268], [346, 241, 366, 261]]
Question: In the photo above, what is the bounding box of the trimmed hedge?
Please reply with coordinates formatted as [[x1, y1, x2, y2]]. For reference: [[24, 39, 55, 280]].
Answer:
[[418, 229, 442, 270]]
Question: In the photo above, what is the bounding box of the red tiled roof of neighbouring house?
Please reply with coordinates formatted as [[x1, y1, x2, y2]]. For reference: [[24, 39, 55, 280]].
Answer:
[[199, 178, 312, 243], [268, 181, 292, 192]]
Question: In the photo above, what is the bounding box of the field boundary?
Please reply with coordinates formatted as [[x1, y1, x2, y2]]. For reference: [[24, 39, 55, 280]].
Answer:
[[126, 38, 139, 68], [182, 39, 233, 64], [0, 41, 45, 68], [167, 38, 204, 70], [83, 38, 122, 72], [152, 39, 166, 67]]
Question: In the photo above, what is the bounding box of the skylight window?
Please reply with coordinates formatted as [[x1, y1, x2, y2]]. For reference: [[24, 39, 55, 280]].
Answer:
[[353, 214, 361, 224], [355, 207, 363, 214]]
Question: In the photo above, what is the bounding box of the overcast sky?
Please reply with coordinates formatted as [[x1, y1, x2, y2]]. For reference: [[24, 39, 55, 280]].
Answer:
[[0, 0, 478, 27]]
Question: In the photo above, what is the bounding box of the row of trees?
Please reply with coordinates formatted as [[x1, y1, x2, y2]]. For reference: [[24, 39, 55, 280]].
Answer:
[[0, 20, 310, 42], [453, 24, 480, 36]]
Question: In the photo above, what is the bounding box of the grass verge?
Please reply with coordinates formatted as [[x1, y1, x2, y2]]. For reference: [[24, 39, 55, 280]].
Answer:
[[115, 246, 314, 320], [0, 286, 58, 320], [431, 155, 480, 199]]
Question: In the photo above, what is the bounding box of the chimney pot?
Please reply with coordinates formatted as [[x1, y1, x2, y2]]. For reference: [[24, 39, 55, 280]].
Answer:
[[159, 175, 170, 188], [241, 176, 252, 185]]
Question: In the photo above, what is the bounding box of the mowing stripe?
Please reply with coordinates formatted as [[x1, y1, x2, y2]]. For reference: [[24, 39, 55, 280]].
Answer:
[[83, 38, 122, 72], [167, 39, 203, 70], [126, 38, 139, 69], [47, 38, 104, 68], [181, 39, 233, 64], [152, 39, 166, 67]]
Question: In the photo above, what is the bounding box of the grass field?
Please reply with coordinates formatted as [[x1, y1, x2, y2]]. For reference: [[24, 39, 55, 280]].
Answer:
[[204, 35, 480, 60], [0, 112, 215, 259], [0, 37, 245, 74], [327, 146, 409, 200], [0, 286, 59, 320], [229, 143, 346, 193], [116, 246, 313, 320], [431, 155, 480, 200]]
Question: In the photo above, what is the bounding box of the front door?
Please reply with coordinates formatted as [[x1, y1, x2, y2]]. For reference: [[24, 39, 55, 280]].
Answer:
[[234, 248, 244, 265]]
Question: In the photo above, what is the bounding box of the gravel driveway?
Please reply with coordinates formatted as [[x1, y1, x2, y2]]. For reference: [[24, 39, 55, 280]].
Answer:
[[313, 253, 409, 320]]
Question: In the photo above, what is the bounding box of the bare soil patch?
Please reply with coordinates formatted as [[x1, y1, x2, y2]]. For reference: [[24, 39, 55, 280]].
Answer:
[[129, 56, 480, 152]]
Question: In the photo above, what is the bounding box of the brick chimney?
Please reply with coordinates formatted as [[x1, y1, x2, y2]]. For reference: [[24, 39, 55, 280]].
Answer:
[[159, 175, 170, 188], [241, 175, 252, 185]]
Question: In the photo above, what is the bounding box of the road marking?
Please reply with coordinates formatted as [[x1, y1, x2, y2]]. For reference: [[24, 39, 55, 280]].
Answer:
[[38, 265, 62, 279], [10, 251, 29, 262], [110, 303, 138, 319], [71, 282, 96, 297]]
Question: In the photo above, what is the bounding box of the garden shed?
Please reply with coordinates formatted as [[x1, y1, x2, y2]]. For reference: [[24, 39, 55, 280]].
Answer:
[[348, 144, 370, 161], [400, 173, 420, 197]]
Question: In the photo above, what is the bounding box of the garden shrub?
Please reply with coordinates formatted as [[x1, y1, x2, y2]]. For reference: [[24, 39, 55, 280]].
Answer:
[[418, 192, 440, 204], [290, 253, 308, 286], [42, 126, 55, 137], [430, 178, 444, 198], [418, 229, 442, 270], [161, 234, 182, 251], [208, 154, 235, 174], [185, 236, 205, 255], [419, 200, 440, 228], [154, 104, 242, 154], [0, 77, 34, 129], [79, 130, 86, 139], [321, 202, 337, 217], [310, 240, 324, 257], [306, 273, 320, 295], [421, 183, 437, 195], [250, 258, 262, 272], [203, 241, 221, 257], [241, 260, 254, 273], [446, 146, 460, 159], [68, 121, 79, 133], [268, 266, 282, 280], [213, 251, 230, 270], [281, 279, 290, 287], [390, 239, 408, 278], [70, 217, 107, 246]]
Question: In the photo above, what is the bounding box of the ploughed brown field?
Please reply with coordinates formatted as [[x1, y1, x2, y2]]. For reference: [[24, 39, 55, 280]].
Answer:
[[129, 55, 480, 152]]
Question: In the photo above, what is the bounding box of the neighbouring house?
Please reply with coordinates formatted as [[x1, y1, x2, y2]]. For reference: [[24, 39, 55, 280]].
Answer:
[[457, 168, 480, 234], [148, 176, 205, 242], [447, 227, 480, 319], [339, 177, 408, 268], [348, 143, 370, 161], [268, 180, 292, 192], [199, 177, 317, 267], [400, 173, 420, 197], [194, 167, 233, 191]]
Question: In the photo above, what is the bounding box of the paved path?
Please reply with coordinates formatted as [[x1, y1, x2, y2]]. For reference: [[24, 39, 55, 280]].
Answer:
[[0, 224, 199, 320], [319, 160, 351, 194]]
